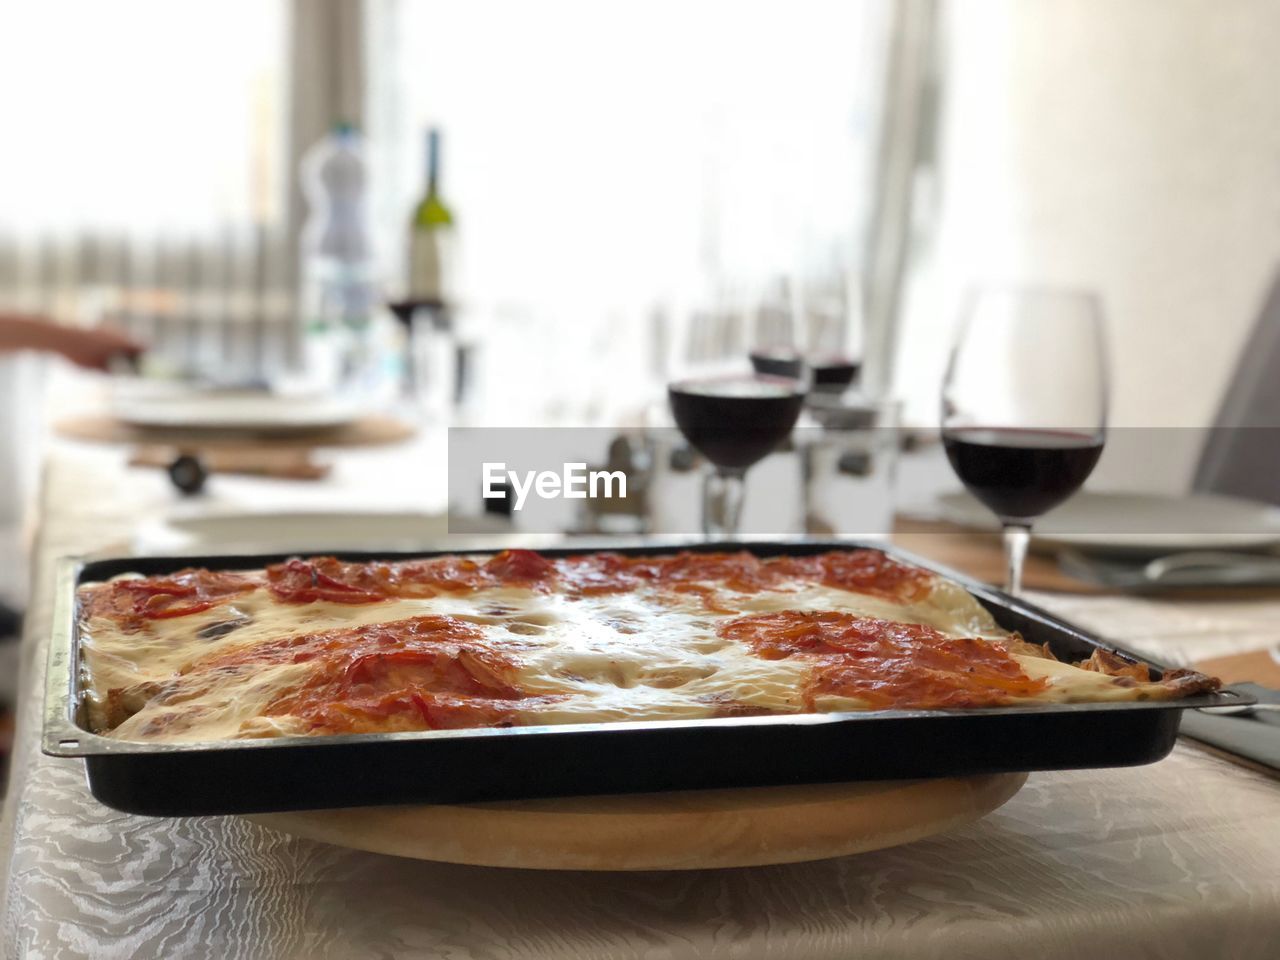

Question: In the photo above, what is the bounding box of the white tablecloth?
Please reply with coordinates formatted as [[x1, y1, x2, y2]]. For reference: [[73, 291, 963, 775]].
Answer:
[[3, 451, 1279, 959]]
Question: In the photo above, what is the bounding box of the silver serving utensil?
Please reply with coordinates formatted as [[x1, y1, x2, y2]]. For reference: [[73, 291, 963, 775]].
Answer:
[[1059, 548, 1280, 589], [1198, 702, 1280, 716], [1144, 550, 1280, 582]]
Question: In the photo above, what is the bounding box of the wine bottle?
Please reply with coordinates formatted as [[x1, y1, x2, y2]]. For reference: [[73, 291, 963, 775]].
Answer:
[[407, 128, 455, 307]]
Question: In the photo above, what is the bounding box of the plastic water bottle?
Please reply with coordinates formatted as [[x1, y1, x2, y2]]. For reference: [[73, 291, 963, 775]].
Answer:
[[298, 122, 379, 391]]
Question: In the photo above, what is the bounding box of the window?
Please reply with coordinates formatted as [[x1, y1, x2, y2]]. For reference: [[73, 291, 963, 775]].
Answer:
[[368, 0, 895, 420], [0, 0, 289, 372], [0, 0, 907, 406]]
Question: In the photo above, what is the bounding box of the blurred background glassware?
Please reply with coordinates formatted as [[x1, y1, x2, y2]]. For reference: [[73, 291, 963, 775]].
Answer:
[[668, 283, 751, 383], [668, 372, 807, 537], [941, 288, 1108, 594], [298, 122, 381, 396], [407, 302, 463, 421], [643, 283, 750, 436], [574, 433, 654, 535], [747, 263, 863, 394], [801, 395, 900, 537], [747, 275, 802, 379], [801, 259, 864, 394]]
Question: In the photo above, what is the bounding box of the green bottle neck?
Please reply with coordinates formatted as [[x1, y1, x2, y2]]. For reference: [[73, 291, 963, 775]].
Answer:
[[416, 129, 453, 226], [427, 130, 441, 196]]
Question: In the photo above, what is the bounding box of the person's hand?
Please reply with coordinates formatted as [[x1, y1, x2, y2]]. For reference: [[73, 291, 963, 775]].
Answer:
[[40, 322, 144, 372]]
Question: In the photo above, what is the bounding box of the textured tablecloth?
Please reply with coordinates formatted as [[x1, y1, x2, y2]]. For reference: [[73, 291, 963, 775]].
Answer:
[[3, 450, 1279, 960]]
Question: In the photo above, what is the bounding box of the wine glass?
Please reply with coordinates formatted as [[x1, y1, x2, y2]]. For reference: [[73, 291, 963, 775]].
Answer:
[[747, 269, 862, 393], [669, 373, 807, 537], [941, 288, 1109, 594]]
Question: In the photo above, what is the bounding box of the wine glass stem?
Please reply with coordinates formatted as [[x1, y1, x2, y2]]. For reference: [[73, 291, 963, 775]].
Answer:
[[703, 467, 747, 538], [1002, 522, 1032, 595]]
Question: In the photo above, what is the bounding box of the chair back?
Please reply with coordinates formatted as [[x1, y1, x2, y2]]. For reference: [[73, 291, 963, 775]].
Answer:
[[1193, 268, 1280, 504]]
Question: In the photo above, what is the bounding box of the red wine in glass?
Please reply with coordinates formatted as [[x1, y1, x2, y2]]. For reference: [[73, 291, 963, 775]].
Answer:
[[669, 375, 806, 535], [941, 288, 1108, 595], [748, 348, 803, 381], [809, 356, 861, 392], [942, 428, 1104, 521], [749, 350, 860, 392]]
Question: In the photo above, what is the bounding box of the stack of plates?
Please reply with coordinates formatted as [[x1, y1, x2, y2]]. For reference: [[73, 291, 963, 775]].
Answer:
[[936, 491, 1280, 589]]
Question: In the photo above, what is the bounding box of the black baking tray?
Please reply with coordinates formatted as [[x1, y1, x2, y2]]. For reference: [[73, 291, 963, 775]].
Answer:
[[43, 540, 1250, 816]]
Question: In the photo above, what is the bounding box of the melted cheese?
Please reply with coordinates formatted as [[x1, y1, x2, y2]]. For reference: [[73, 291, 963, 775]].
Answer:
[[79, 558, 1160, 744]]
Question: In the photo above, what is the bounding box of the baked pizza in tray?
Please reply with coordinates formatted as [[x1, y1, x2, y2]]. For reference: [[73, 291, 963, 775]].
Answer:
[[76, 549, 1219, 744]]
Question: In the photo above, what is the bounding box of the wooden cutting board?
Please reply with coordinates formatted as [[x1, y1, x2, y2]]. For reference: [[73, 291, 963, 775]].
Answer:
[[248, 772, 1027, 871], [1195, 648, 1280, 688]]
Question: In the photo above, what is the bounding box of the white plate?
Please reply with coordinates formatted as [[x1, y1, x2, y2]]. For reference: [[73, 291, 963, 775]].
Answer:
[[131, 510, 522, 555], [111, 384, 364, 432], [936, 490, 1280, 557]]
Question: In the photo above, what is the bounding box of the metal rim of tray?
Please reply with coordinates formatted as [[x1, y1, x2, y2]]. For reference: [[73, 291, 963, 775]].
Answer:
[[43, 538, 1251, 760]]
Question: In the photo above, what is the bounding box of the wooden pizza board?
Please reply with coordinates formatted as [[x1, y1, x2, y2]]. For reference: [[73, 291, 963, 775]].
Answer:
[[248, 772, 1027, 871]]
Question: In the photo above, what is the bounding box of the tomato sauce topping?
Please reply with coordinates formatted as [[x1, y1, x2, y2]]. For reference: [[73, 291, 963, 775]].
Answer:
[[87, 548, 934, 623], [79, 569, 256, 630], [718, 611, 1048, 709], [200, 615, 540, 733], [555, 549, 932, 608], [779, 551, 933, 605], [265, 557, 394, 604], [483, 548, 558, 584], [264, 550, 560, 604]]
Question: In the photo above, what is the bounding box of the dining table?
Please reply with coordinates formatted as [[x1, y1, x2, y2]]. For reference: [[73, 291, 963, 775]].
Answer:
[[2, 442, 1279, 960]]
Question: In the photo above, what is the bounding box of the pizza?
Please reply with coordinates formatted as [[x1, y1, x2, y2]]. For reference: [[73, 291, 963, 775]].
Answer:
[[76, 549, 1218, 743]]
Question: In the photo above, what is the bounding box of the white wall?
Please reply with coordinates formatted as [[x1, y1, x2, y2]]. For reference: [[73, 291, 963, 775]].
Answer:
[[0, 355, 47, 608], [896, 0, 1280, 490]]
